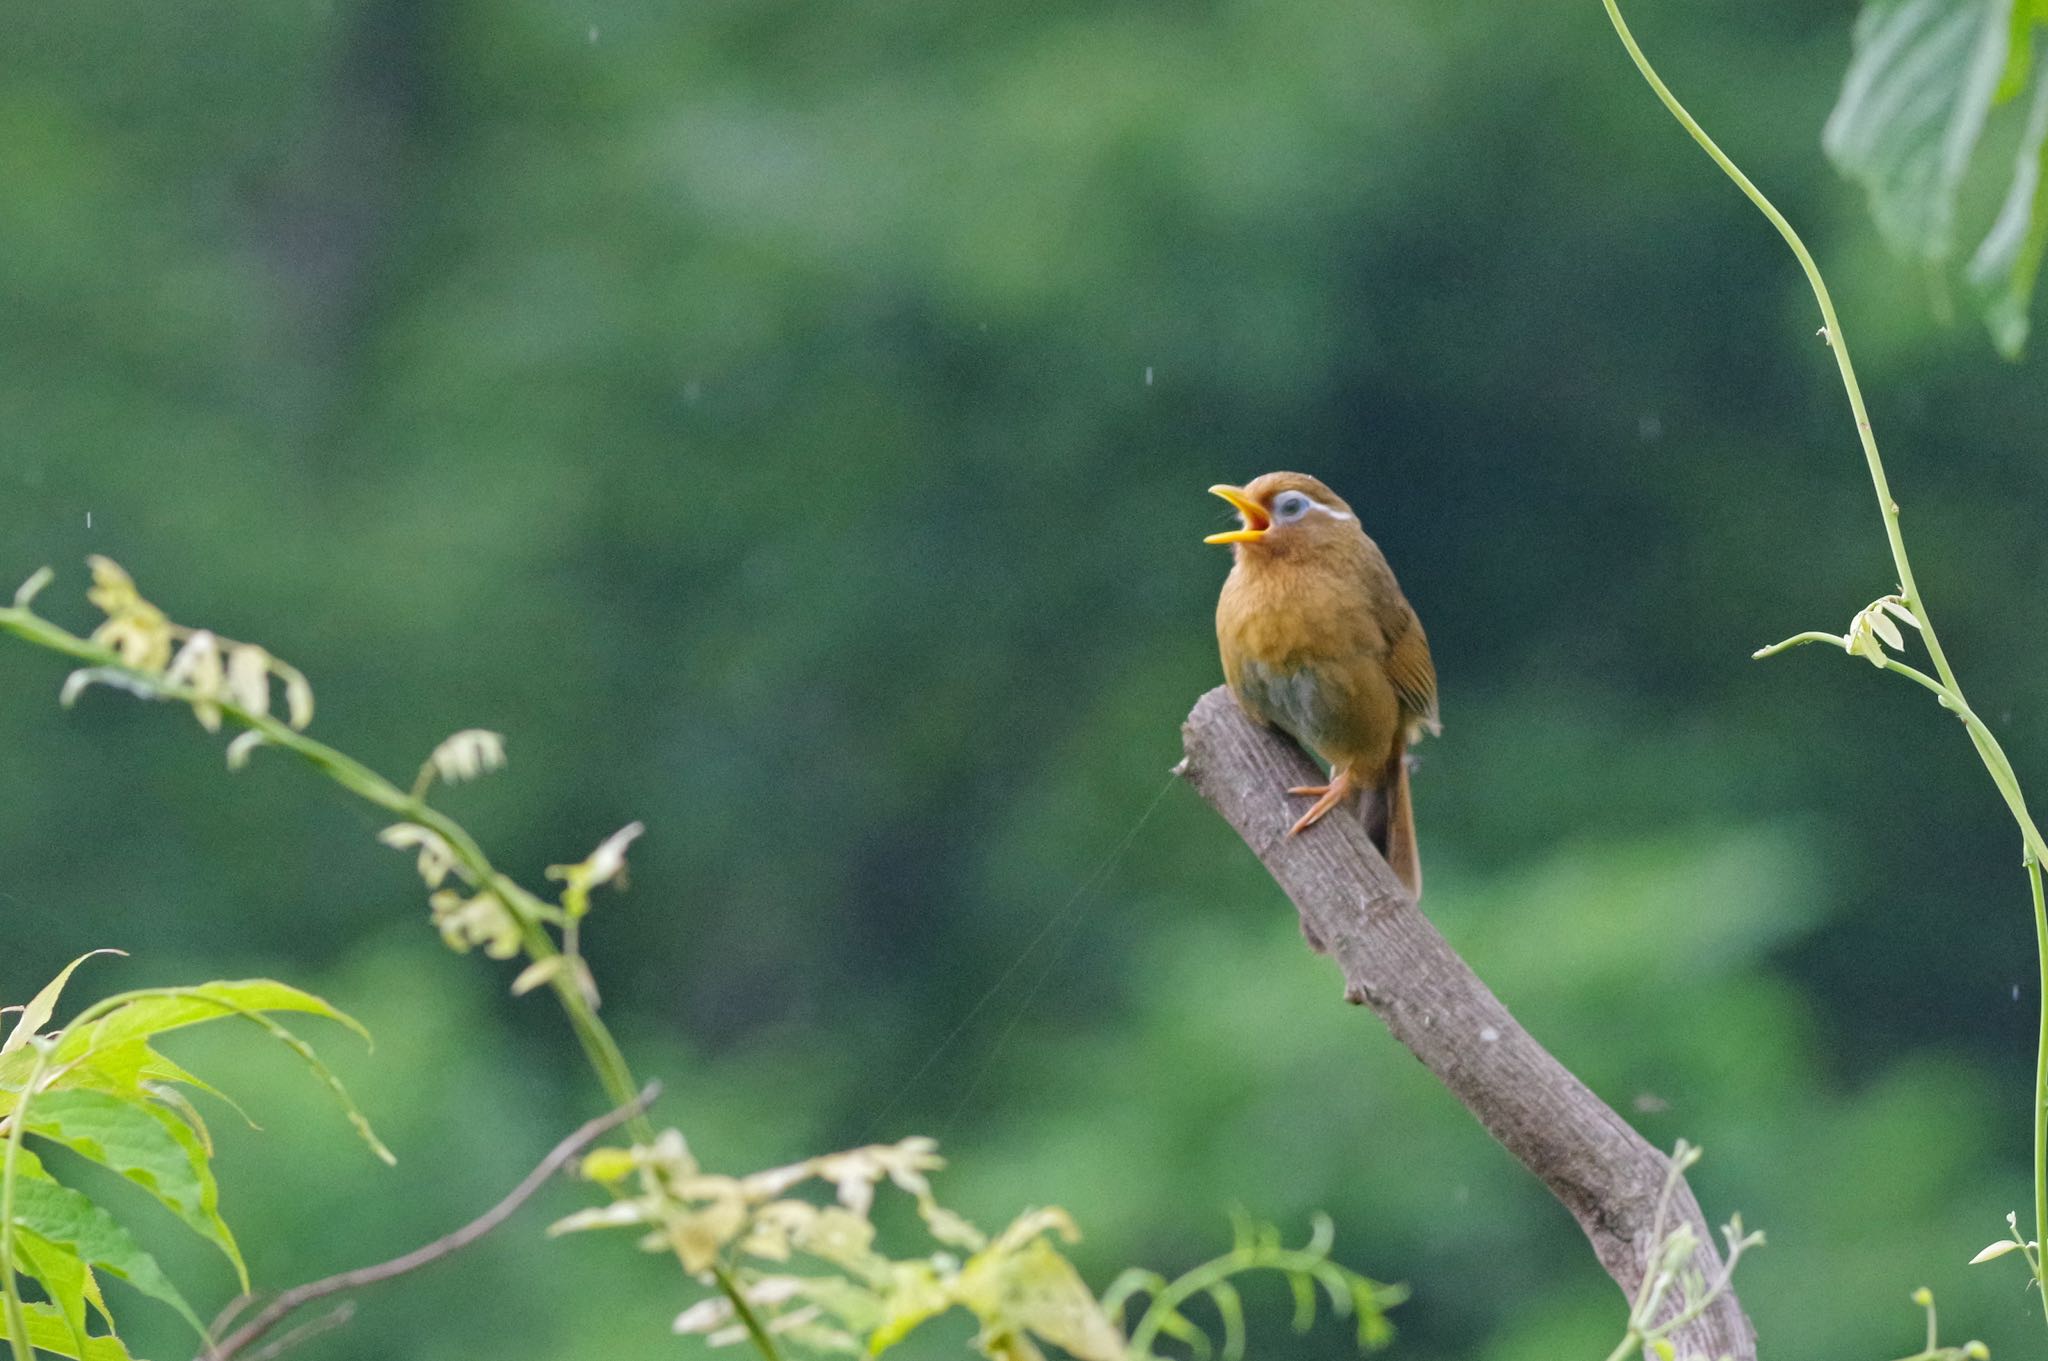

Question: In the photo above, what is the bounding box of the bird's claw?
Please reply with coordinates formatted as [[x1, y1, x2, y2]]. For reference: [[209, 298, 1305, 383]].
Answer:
[[1285, 775, 1355, 837]]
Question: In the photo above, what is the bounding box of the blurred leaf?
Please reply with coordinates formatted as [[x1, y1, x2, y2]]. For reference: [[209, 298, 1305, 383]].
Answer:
[[24, 1088, 247, 1289], [959, 1238, 1124, 1361], [1827, 0, 2048, 352], [1997, 0, 2048, 96], [1966, 70, 2048, 352], [1826, 0, 2014, 264]]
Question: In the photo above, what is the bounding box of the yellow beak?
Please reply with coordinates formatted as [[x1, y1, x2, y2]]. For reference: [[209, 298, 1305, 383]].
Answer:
[[1204, 485, 1270, 544]]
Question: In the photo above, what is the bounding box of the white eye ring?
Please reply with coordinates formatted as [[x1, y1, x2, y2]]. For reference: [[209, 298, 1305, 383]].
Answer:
[[1272, 492, 1314, 522]]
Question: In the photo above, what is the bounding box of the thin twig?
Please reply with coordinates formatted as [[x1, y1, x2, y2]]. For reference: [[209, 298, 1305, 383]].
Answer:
[[239, 1304, 354, 1361], [201, 1083, 660, 1361]]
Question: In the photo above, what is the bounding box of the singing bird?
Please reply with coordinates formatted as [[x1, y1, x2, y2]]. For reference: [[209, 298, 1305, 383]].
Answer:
[[1206, 472, 1440, 893]]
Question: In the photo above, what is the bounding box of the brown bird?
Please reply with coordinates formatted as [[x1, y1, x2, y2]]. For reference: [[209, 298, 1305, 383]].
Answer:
[[1206, 472, 1440, 893]]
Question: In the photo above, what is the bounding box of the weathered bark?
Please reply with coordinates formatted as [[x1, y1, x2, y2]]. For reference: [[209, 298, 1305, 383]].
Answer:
[[1179, 686, 1755, 1359]]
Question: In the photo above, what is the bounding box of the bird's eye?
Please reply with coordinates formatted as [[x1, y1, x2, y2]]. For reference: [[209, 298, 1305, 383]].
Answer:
[[1272, 493, 1312, 522]]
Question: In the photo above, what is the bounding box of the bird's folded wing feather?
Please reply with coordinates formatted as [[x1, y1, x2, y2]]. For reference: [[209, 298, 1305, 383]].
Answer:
[[1382, 605, 1441, 735]]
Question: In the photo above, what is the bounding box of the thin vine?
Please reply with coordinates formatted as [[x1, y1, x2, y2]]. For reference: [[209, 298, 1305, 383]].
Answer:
[[1603, 0, 2048, 1324]]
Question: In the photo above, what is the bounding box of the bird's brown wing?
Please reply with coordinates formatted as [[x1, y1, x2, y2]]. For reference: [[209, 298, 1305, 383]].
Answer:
[[1381, 604, 1441, 736]]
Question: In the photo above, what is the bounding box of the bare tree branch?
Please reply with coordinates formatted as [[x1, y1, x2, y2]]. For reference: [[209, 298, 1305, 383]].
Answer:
[[202, 1082, 661, 1361], [1178, 687, 1755, 1360]]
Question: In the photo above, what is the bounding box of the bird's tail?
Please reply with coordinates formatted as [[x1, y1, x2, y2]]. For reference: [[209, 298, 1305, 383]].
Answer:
[[1382, 755, 1422, 898]]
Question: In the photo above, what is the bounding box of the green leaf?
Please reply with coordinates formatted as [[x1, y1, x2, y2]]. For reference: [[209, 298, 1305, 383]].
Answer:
[[7, 1149, 207, 1340], [1996, 0, 2037, 100], [1824, 0, 2014, 264], [0, 1301, 133, 1361], [60, 1039, 247, 1125], [24, 1089, 247, 1289], [1969, 1236, 2025, 1262], [52, 981, 368, 1064], [234, 1010, 393, 1165], [1966, 70, 2048, 353], [14, 1227, 93, 1359], [3, 951, 126, 1055], [43, 983, 392, 1165]]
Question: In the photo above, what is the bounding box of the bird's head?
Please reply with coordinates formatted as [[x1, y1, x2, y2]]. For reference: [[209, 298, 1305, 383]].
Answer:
[[1204, 472, 1359, 554]]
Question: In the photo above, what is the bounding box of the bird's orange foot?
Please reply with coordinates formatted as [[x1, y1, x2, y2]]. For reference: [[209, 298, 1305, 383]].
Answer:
[[1285, 769, 1357, 837]]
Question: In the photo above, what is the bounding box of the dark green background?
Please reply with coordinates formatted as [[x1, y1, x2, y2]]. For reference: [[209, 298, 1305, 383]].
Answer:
[[5, 0, 2047, 1356]]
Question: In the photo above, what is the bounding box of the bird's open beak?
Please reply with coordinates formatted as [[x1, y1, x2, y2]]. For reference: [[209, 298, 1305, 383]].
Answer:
[[1204, 485, 1270, 544]]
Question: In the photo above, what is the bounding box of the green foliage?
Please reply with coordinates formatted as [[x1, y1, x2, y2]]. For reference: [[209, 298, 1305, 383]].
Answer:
[[1826, 0, 2048, 354], [559, 1129, 1399, 1361], [4, 560, 1404, 1361], [0, 955, 384, 1361]]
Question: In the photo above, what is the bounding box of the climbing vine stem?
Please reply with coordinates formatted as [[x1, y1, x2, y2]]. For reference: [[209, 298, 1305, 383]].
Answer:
[[1604, 0, 2048, 1324]]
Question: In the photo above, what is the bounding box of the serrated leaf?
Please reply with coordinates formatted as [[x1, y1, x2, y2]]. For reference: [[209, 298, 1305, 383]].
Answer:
[[24, 1089, 247, 1289], [52, 981, 367, 1064], [4, 951, 126, 1055], [14, 1227, 93, 1358], [1825, 0, 2016, 266], [49, 985, 390, 1166], [7, 1148, 207, 1339], [41, 1038, 252, 1140], [0, 1301, 133, 1361]]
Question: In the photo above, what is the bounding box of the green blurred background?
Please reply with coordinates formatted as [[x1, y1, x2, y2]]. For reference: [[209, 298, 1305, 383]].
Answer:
[[6, 0, 2048, 1356]]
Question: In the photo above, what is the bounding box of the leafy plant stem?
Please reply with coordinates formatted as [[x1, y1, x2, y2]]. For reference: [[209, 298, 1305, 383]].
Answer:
[[0, 1044, 52, 1361], [1603, 0, 2048, 1322], [0, 601, 780, 1359]]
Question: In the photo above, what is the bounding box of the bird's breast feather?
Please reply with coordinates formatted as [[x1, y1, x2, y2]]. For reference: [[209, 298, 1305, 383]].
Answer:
[[1234, 660, 1335, 750]]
